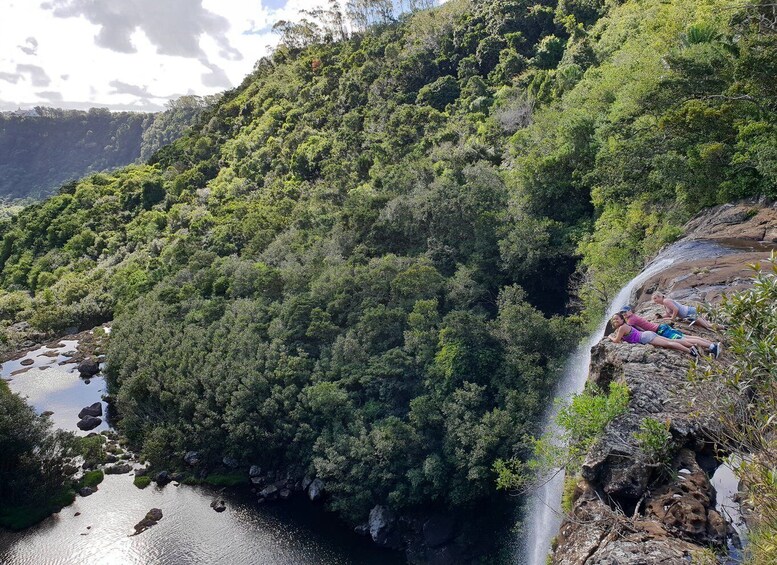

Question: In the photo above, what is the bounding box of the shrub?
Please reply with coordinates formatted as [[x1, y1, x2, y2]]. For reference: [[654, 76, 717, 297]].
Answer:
[[133, 476, 152, 489], [634, 417, 674, 471], [80, 470, 104, 489], [495, 382, 630, 492]]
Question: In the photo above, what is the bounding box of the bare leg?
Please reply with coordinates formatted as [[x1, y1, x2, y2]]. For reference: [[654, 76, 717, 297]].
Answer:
[[678, 336, 713, 348], [651, 335, 692, 354], [691, 317, 714, 331]]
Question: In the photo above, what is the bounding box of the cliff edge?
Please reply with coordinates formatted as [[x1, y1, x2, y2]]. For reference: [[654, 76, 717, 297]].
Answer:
[[552, 201, 777, 564]]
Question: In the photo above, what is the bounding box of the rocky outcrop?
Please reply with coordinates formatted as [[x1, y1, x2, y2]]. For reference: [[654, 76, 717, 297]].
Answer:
[[78, 402, 102, 419], [77, 358, 100, 378], [132, 508, 163, 535], [76, 415, 102, 431], [104, 463, 132, 475], [553, 328, 736, 564], [552, 200, 775, 564], [369, 505, 401, 548]]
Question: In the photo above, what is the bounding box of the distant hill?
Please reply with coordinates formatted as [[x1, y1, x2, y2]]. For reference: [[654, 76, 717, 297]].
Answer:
[[0, 96, 213, 201]]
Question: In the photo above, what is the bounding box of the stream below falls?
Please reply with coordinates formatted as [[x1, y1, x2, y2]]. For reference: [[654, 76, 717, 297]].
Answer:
[[0, 336, 402, 565]]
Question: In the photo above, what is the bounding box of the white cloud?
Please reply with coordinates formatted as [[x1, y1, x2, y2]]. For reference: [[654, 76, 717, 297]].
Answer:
[[0, 0, 282, 111], [0, 0, 416, 112]]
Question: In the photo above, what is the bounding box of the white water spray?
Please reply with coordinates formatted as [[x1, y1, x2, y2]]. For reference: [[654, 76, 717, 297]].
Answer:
[[519, 240, 722, 565]]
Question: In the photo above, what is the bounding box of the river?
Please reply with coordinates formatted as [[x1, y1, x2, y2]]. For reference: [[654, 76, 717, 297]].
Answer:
[[0, 338, 402, 565]]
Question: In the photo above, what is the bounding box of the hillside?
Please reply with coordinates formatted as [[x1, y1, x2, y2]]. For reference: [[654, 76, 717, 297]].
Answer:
[[0, 97, 211, 201], [0, 0, 774, 560]]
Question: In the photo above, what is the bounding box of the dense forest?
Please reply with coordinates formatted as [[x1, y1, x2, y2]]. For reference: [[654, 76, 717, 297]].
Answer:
[[0, 96, 212, 201], [0, 0, 774, 544]]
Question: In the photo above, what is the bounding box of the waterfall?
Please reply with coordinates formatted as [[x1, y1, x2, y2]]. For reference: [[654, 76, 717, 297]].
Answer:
[[518, 241, 716, 565]]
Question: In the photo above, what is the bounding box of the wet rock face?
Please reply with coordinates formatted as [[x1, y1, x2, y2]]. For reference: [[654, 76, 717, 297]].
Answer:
[[307, 478, 324, 502]]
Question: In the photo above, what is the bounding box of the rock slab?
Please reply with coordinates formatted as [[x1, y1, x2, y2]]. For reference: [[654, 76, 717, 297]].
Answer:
[[133, 508, 163, 535]]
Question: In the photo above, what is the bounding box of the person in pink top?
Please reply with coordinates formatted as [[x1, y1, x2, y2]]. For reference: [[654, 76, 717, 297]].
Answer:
[[620, 306, 721, 358], [608, 313, 697, 356]]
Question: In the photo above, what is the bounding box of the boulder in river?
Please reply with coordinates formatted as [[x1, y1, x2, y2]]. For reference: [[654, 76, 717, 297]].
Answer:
[[76, 416, 102, 431], [369, 505, 401, 548], [78, 358, 100, 377], [154, 471, 171, 485], [20, 359, 34, 366], [249, 465, 262, 478], [132, 508, 163, 535], [210, 499, 227, 513], [259, 484, 279, 501], [79, 487, 94, 497], [307, 478, 324, 502], [105, 463, 132, 475], [78, 402, 103, 419]]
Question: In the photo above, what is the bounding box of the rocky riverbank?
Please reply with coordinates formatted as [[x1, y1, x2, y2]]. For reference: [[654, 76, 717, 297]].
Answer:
[[153, 449, 499, 563], [552, 200, 776, 564]]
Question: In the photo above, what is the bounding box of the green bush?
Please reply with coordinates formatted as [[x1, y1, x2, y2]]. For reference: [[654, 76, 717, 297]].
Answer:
[[634, 417, 674, 470], [80, 470, 105, 489], [496, 382, 629, 492], [133, 476, 152, 489]]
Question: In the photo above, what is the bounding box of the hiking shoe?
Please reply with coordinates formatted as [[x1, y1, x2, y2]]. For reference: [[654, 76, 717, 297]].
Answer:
[[690, 345, 699, 357], [715, 342, 722, 359]]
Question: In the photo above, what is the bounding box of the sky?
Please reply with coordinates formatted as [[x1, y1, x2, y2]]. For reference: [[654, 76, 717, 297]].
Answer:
[[0, 0, 332, 112]]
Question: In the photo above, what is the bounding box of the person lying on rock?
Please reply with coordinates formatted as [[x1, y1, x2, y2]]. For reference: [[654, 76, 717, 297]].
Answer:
[[651, 292, 715, 331], [619, 306, 721, 358], [608, 313, 699, 357]]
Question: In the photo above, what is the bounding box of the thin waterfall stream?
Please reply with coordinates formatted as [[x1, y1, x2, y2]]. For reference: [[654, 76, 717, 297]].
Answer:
[[519, 239, 746, 565]]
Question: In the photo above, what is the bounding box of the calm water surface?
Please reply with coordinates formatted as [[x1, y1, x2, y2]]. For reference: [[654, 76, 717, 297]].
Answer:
[[0, 336, 402, 565]]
